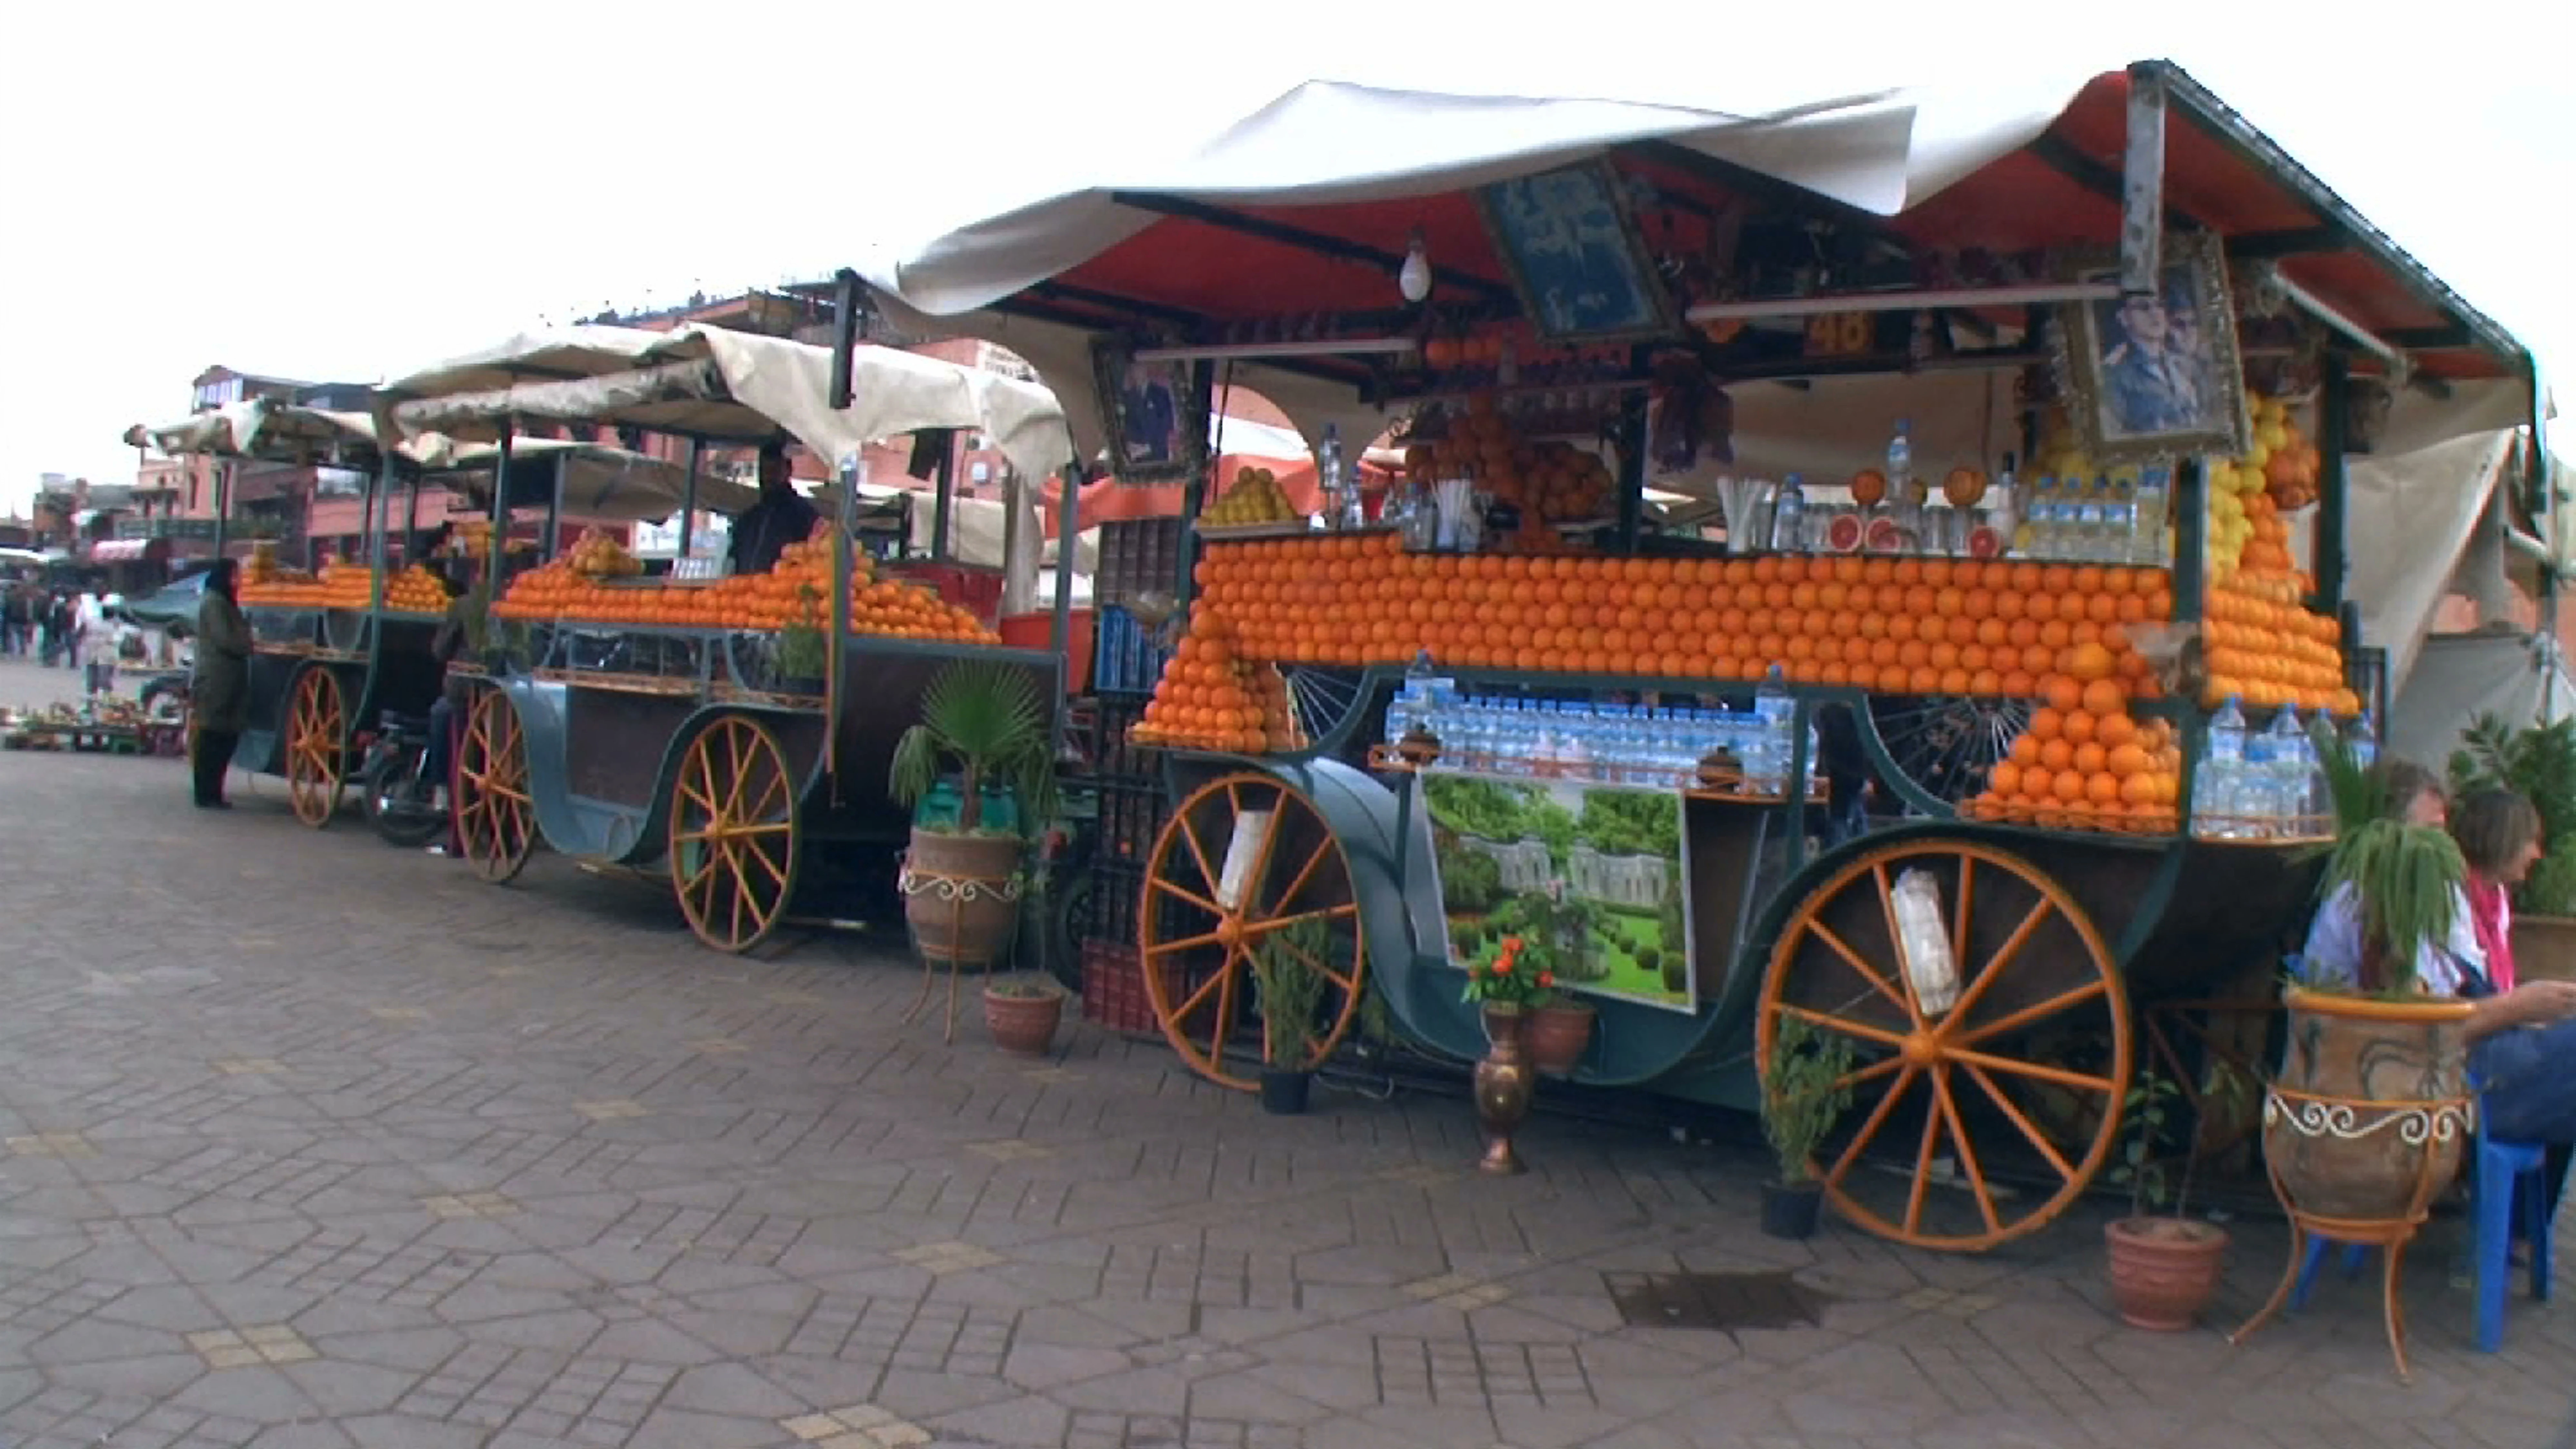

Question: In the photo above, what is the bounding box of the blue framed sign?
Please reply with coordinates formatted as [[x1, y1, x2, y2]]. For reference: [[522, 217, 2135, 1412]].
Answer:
[[1475, 161, 1677, 344]]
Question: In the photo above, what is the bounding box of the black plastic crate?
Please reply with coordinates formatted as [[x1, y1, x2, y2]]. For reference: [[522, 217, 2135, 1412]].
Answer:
[[1098, 518, 1185, 604]]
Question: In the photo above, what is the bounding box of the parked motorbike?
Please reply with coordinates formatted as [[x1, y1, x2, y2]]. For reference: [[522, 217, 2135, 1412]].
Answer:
[[137, 669, 190, 724], [358, 709, 447, 848]]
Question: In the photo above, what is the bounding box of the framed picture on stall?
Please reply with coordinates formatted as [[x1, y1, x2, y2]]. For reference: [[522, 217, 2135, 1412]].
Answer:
[[1475, 159, 1678, 345], [2053, 230, 2253, 464], [1090, 339, 1206, 484]]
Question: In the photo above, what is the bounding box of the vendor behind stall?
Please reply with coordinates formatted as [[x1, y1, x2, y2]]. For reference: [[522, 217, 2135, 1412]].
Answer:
[[726, 442, 817, 577], [190, 559, 252, 810]]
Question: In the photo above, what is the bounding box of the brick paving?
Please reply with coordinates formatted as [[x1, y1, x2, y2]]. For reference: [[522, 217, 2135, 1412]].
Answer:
[[2, 655, 2573, 1448]]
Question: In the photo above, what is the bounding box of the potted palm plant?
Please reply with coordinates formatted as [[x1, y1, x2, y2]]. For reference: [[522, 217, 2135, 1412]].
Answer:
[[1250, 920, 1326, 1114], [1758, 1015, 1856, 1239], [2103, 1069, 2242, 1330], [2265, 723, 2474, 1226], [2449, 714, 2576, 980], [890, 662, 1060, 1044]]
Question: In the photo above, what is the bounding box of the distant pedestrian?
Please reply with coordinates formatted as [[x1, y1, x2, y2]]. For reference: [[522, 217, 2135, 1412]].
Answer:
[[190, 560, 253, 810], [0, 588, 25, 655]]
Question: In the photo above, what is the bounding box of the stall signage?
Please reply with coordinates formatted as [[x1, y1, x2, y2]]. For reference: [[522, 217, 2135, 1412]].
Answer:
[[1802, 311, 1875, 358], [1417, 773, 1697, 1013], [1475, 160, 1678, 344]]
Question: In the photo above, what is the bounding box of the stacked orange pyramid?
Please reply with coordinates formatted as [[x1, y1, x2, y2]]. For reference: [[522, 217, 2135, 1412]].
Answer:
[[1131, 614, 1302, 753], [1964, 644, 2183, 833]]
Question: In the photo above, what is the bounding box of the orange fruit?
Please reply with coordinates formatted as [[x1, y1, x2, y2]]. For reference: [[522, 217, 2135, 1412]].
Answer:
[[2080, 678, 2127, 717], [2029, 707, 2065, 741], [2040, 738, 2075, 772], [2042, 677, 2084, 713], [2067, 641, 2116, 682], [2062, 711, 2098, 745]]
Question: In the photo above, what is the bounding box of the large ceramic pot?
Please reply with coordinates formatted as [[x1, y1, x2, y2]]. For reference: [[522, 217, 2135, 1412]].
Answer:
[[1526, 1001, 1596, 1076], [2104, 1218, 2229, 1331], [2263, 987, 2474, 1225], [902, 829, 1024, 969], [2510, 913, 2576, 984]]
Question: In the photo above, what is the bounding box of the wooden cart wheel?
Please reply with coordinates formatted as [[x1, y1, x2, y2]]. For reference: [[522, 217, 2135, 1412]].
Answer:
[[1139, 773, 1365, 1090], [284, 668, 348, 827], [1757, 838, 2130, 1251], [668, 715, 800, 953], [455, 689, 535, 884]]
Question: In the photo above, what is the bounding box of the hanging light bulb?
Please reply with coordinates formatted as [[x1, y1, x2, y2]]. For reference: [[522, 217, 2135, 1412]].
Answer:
[[1398, 229, 1433, 304]]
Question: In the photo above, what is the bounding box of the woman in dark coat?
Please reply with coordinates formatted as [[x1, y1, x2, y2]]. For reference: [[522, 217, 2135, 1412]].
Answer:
[[190, 559, 253, 809]]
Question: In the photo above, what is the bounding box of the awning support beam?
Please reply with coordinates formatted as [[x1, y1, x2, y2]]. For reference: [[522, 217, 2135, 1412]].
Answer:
[[1108, 191, 1518, 305]]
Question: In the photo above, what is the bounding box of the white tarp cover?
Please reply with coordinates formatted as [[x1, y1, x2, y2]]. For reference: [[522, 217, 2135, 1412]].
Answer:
[[906, 494, 1101, 575], [2389, 630, 2575, 771], [862, 76, 2095, 318], [380, 323, 1076, 487], [125, 400, 426, 467], [431, 439, 752, 524]]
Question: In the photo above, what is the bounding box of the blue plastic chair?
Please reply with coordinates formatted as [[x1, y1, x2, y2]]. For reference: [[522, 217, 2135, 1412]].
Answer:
[[2291, 1102, 2553, 1351]]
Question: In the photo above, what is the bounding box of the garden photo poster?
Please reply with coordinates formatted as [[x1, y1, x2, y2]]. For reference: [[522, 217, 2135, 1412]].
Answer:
[[1418, 774, 1697, 1013]]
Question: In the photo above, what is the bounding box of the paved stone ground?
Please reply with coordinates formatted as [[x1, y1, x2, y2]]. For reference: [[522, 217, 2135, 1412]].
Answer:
[[1, 656, 2572, 1449]]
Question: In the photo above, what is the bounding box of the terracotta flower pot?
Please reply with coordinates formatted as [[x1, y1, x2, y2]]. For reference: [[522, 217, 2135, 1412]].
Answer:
[[982, 986, 1063, 1056], [1526, 1001, 1596, 1076], [903, 829, 1024, 969], [2263, 987, 2474, 1225], [2105, 1217, 2229, 1331]]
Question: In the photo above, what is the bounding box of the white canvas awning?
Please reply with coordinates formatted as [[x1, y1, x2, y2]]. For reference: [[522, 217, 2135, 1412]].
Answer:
[[125, 400, 427, 469], [380, 323, 1076, 486], [431, 439, 753, 524]]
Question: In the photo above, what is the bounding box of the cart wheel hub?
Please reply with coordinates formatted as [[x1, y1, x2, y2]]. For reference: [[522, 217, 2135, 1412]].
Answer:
[[1900, 1030, 1942, 1067], [1216, 917, 1246, 948]]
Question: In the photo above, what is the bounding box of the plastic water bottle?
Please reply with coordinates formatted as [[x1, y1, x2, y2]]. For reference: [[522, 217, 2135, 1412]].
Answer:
[[2267, 706, 2314, 831], [1750, 665, 1794, 794], [1770, 474, 1808, 554], [2200, 697, 2249, 837], [1887, 419, 1915, 504], [2346, 711, 2379, 773]]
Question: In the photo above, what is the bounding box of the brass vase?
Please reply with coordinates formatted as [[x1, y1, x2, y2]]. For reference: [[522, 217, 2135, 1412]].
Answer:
[[1473, 1005, 1534, 1175]]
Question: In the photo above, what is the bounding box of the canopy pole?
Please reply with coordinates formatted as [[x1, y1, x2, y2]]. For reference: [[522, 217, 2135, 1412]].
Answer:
[[2172, 456, 2208, 625], [485, 425, 514, 633], [213, 462, 233, 559], [366, 456, 395, 613], [678, 439, 703, 565], [1615, 355, 1650, 552], [1000, 466, 1028, 617], [2315, 354, 2350, 619], [931, 440, 956, 564], [830, 451, 859, 798], [544, 454, 566, 564], [405, 469, 422, 552], [1051, 459, 1083, 753]]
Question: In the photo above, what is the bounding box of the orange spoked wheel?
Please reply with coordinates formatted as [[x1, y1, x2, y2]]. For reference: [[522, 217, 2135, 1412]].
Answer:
[[283, 668, 349, 827], [1139, 774, 1365, 1090], [455, 689, 535, 884], [1757, 838, 2130, 1251], [668, 715, 799, 954]]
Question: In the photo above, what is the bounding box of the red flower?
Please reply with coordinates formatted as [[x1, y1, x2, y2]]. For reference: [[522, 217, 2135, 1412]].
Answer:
[[1490, 960, 1511, 976], [1537, 971, 1555, 988], [1501, 935, 1524, 951]]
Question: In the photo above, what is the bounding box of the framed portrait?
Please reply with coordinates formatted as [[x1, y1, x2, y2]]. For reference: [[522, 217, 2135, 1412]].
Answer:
[[1090, 339, 1206, 484], [1475, 160, 1678, 345], [2053, 231, 2252, 464]]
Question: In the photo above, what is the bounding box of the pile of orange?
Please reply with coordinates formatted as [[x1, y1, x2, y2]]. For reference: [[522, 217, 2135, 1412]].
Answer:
[[1963, 651, 2185, 832], [491, 525, 999, 644], [2202, 561, 2352, 713], [241, 561, 446, 613], [1399, 393, 1615, 549], [1132, 617, 1302, 753], [1190, 531, 2175, 696]]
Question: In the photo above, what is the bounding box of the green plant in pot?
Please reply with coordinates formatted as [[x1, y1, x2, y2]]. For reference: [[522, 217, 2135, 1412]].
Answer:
[[2103, 1068, 2243, 1330], [2449, 713, 2576, 981], [1251, 918, 1327, 1114], [2263, 723, 2475, 1229], [1757, 1015, 1856, 1239], [890, 661, 1060, 1047]]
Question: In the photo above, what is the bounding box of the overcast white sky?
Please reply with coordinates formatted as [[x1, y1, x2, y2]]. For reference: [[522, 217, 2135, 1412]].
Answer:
[[1, 2, 2566, 513]]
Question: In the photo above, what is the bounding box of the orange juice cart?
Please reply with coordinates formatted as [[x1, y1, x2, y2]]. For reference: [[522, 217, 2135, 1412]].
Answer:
[[849, 61, 2545, 1248]]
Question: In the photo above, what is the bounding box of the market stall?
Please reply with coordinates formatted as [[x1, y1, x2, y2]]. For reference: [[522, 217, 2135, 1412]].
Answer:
[[855, 60, 2545, 1250], [374, 324, 1080, 952]]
